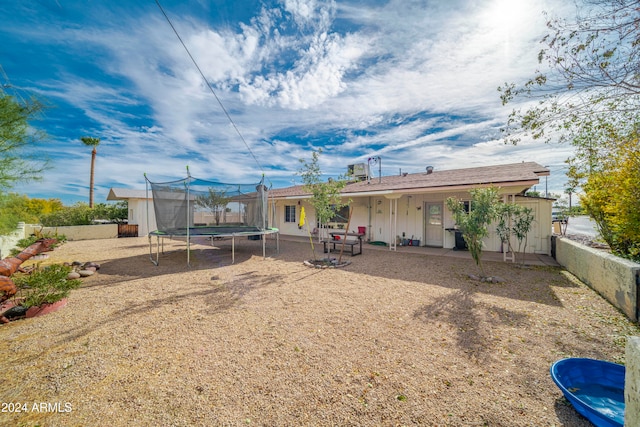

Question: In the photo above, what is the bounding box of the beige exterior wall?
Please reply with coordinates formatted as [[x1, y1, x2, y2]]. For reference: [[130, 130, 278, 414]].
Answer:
[[0, 222, 29, 259], [26, 223, 118, 241], [273, 192, 552, 255], [0, 223, 120, 257], [127, 198, 155, 236]]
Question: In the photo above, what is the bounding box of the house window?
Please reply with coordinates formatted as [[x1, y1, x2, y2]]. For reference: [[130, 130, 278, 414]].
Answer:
[[331, 205, 350, 223], [285, 205, 296, 223], [324, 205, 350, 228]]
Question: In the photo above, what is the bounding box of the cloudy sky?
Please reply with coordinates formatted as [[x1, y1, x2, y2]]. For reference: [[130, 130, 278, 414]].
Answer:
[[2, 0, 577, 205]]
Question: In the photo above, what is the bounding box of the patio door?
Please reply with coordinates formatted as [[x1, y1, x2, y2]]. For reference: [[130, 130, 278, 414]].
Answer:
[[424, 202, 443, 247]]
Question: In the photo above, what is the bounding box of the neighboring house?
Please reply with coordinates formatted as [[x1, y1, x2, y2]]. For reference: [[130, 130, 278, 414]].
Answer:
[[269, 162, 554, 255], [107, 188, 156, 237]]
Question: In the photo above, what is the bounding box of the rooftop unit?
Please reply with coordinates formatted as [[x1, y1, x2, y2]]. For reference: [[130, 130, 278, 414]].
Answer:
[[348, 163, 369, 180]]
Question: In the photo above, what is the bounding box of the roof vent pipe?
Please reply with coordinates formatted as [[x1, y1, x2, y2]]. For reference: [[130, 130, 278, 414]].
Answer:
[[426, 165, 434, 174]]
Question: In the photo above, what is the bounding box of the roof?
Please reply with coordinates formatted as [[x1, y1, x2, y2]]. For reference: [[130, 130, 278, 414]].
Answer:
[[107, 188, 149, 200], [270, 162, 549, 199]]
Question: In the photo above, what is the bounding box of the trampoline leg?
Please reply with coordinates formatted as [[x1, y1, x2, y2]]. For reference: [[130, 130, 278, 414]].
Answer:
[[149, 235, 160, 266]]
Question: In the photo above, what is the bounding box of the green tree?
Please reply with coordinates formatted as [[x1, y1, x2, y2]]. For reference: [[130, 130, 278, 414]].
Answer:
[[39, 201, 127, 227], [581, 137, 640, 261], [499, 0, 640, 259], [499, 0, 639, 149], [92, 201, 128, 223], [0, 91, 49, 191], [446, 187, 500, 277], [195, 189, 230, 225], [80, 136, 101, 208], [298, 148, 349, 243], [0, 193, 63, 235], [40, 202, 94, 226], [496, 203, 534, 265]]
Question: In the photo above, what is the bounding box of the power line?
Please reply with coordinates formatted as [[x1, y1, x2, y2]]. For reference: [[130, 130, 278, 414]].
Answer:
[[154, 0, 268, 184]]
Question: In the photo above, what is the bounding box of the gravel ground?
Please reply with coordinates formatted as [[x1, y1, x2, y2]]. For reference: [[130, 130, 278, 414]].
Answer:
[[0, 236, 637, 426]]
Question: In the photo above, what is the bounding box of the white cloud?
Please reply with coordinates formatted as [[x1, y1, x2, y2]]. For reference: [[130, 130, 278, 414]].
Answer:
[[6, 0, 580, 204]]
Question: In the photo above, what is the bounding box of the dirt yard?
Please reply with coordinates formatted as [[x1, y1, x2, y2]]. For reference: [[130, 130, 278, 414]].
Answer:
[[0, 236, 637, 426]]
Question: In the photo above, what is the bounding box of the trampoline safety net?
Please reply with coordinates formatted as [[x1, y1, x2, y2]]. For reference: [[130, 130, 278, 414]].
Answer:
[[145, 174, 270, 233]]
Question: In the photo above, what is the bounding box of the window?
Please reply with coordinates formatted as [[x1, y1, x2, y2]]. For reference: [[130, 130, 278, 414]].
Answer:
[[330, 205, 350, 223], [285, 205, 296, 223], [324, 205, 350, 229], [428, 204, 442, 225]]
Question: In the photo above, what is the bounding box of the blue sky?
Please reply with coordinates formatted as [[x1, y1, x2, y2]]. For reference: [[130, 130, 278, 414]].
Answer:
[[2, 0, 576, 205]]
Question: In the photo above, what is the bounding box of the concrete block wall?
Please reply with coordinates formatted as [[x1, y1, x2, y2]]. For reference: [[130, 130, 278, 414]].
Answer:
[[555, 237, 640, 322], [26, 224, 118, 241], [1, 224, 120, 259], [626, 336, 640, 426]]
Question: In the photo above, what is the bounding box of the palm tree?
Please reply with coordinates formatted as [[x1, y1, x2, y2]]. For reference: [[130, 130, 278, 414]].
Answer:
[[80, 136, 100, 208]]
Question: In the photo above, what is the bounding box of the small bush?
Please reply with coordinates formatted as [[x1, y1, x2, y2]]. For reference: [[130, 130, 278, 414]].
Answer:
[[13, 264, 82, 308]]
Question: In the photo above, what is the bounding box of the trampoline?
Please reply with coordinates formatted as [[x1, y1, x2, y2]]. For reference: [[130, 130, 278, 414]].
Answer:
[[145, 171, 279, 265], [148, 226, 279, 264]]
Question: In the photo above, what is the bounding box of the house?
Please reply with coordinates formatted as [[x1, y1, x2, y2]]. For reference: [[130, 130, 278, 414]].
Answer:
[[107, 162, 553, 255], [268, 162, 553, 255], [106, 188, 156, 237]]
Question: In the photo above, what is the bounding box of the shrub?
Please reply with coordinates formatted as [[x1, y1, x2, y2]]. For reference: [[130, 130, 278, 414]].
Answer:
[[39, 201, 127, 226], [13, 264, 82, 308], [446, 187, 500, 277]]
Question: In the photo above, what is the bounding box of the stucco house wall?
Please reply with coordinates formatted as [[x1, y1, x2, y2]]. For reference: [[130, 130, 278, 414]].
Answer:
[[272, 193, 552, 254], [107, 189, 156, 237], [108, 162, 552, 251], [270, 162, 552, 255]]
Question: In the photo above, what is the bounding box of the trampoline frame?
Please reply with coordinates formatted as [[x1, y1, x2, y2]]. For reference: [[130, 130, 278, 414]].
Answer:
[[148, 226, 279, 265]]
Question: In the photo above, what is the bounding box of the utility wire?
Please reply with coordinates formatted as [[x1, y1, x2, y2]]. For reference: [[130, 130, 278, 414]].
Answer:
[[155, 0, 269, 184]]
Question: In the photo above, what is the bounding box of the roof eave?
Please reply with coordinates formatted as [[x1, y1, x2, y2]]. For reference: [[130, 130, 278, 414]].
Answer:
[[270, 179, 540, 200]]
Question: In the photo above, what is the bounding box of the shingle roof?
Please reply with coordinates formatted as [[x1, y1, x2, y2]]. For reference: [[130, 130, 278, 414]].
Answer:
[[269, 162, 549, 198]]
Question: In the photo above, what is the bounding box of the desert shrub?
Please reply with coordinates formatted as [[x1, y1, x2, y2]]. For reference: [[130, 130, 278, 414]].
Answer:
[[13, 264, 81, 308]]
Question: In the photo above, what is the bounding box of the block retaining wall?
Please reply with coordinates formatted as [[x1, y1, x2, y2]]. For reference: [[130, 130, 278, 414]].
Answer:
[[555, 236, 640, 322]]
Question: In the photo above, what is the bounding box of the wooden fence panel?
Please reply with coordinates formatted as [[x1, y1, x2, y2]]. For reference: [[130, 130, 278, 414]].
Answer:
[[118, 224, 139, 238]]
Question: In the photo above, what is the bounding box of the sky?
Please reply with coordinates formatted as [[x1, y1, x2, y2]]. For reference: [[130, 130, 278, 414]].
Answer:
[[2, 0, 578, 205]]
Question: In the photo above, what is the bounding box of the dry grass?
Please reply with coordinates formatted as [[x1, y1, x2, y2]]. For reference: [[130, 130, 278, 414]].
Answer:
[[0, 236, 637, 426]]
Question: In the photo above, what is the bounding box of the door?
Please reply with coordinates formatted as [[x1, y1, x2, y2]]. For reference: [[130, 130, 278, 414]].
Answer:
[[425, 203, 443, 247], [372, 198, 387, 242]]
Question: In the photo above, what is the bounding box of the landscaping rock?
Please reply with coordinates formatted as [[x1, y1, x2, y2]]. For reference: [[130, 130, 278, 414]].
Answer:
[[83, 262, 101, 270], [2, 305, 28, 320], [78, 269, 94, 277], [67, 271, 81, 279]]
